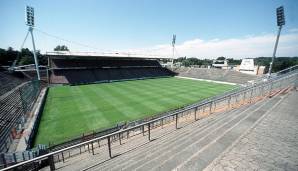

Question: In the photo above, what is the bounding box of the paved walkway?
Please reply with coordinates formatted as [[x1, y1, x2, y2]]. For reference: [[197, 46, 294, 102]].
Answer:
[[205, 91, 298, 171]]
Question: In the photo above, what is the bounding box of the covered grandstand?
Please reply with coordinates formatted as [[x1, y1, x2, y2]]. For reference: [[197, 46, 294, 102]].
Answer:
[[48, 53, 176, 84]]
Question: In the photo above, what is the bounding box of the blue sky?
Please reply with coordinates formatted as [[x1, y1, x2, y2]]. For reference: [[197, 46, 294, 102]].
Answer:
[[0, 0, 297, 58]]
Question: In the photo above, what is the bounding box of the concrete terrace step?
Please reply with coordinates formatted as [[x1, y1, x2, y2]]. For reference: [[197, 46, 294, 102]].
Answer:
[[128, 97, 281, 171], [204, 91, 298, 171], [176, 97, 284, 171]]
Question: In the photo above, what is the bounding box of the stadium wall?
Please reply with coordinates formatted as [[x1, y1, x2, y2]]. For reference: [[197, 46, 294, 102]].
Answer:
[[26, 88, 49, 149]]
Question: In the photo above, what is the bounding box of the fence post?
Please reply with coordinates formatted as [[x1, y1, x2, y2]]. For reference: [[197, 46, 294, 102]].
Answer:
[[108, 136, 112, 158], [250, 87, 253, 102], [13, 153, 17, 163], [194, 107, 197, 121], [161, 118, 164, 129], [119, 133, 122, 145], [48, 154, 55, 171], [61, 152, 65, 162], [209, 101, 212, 114], [175, 113, 178, 129], [142, 125, 145, 136], [22, 152, 25, 161], [243, 91, 246, 104], [228, 95, 231, 109], [148, 123, 151, 141], [91, 142, 94, 155], [269, 81, 273, 97], [214, 101, 217, 112], [262, 84, 265, 95], [56, 153, 59, 162]]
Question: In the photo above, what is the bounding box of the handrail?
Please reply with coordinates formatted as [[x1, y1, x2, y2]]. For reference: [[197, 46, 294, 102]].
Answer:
[[2, 69, 298, 171], [276, 65, 298, 74], [252, 65, 298, 83]]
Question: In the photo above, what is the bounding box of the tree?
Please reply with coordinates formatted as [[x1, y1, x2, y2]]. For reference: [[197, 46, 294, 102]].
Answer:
[[216, 56, 226, 60], [54, 45, 69, 51], [227, 58, 241, 65], [174, 57, 187, 63], [19, 48, 34, 65], [3, 47, 18, 66]]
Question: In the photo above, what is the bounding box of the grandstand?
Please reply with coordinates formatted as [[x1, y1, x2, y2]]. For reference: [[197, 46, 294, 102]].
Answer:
[[0, 72, 40, 153], [48, 55, 176, 84], [0, 72, 28, 96], [174, 67, 258, 84]]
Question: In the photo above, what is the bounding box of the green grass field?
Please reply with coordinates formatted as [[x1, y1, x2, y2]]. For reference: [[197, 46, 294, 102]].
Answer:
[[34, 77, 235, 145]]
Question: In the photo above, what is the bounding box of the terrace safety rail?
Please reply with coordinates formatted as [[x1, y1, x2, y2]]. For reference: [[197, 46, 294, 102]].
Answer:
[[1, 67, 298, 171]]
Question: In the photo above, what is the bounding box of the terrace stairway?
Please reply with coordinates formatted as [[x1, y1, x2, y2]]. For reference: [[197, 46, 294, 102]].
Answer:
[[41, 87, 292, 171]]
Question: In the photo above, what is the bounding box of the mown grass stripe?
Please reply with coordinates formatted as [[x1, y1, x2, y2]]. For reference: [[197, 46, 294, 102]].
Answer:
[[34, 77, 235, 145]]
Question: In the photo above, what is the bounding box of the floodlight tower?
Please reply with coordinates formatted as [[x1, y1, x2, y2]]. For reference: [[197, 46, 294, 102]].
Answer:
[[171, 34, 176, 67], [25, 6, 41, 80], [268, 6, 285, 76]]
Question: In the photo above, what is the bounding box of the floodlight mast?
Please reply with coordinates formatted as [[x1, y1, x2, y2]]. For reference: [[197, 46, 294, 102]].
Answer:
[[171, 34, 176, 67], [268, 6, 285, 76], [25, 6, 41, 80]]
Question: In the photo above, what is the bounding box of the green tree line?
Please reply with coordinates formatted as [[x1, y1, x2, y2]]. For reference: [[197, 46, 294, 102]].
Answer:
[[0, 47, 297, 73], [0, 47, 47, 66], [0, 45, 69, 66], [174, 56, 298, 73]]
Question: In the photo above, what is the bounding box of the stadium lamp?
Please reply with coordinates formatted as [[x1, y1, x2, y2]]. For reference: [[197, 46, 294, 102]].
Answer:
[[276, 6, 285, 27], [268, 6, 285, 76], [26, 6, 35, 27], [24, 5, 41, 80]]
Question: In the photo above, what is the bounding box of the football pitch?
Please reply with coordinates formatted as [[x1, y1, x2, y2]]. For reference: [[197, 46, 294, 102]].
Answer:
[[34, 77, 235, 145]]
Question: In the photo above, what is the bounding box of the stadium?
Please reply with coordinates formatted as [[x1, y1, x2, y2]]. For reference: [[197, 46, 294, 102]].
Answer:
[[1, 2, 298, 171], [1, 50, 298, 170]]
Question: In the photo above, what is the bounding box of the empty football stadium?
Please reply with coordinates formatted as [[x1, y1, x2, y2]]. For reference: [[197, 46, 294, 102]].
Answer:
[[1, 2, 298, 171], [1, 51, 298, 171]]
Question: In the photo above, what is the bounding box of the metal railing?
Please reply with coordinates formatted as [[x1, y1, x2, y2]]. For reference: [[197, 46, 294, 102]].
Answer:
[[1, 68, 298, 171]]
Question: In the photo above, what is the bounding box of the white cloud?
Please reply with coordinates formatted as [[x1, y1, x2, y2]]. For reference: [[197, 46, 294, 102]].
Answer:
[[126, 33, 298, 59], [289, 28, 298, 33]]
